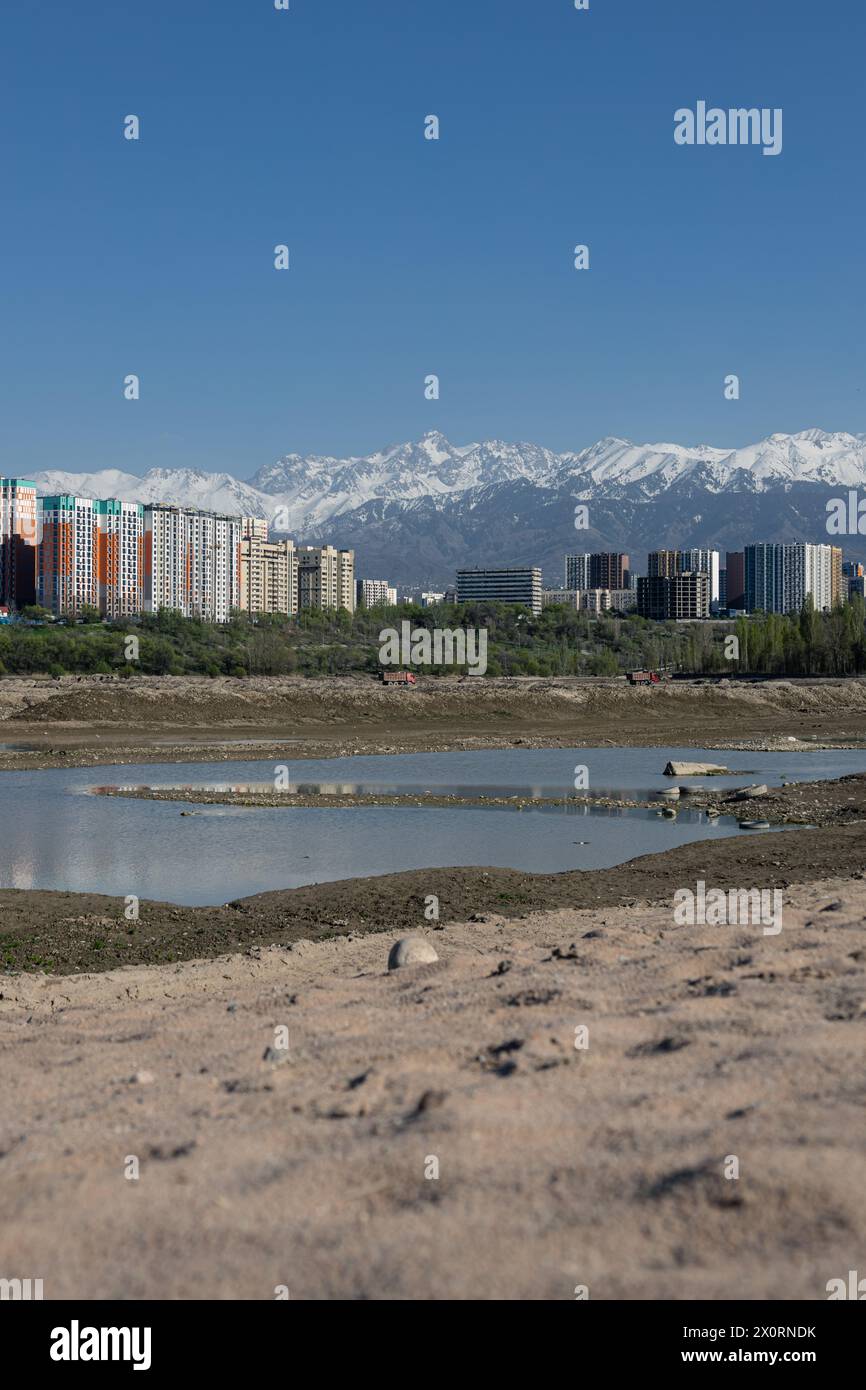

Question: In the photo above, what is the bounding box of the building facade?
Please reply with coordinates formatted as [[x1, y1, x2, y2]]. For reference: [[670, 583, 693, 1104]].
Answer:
[[456, 567, 542, 615], [637, 572, 710, 621], [648, 548, 720, 603], [744, 543, 834, 615], [239, 535, 297, 615], [647, 549, 680, 580], [297, 546, 355, 612], [0, 478, 39, 608], [831, 546, 843, 607], [678, 548, 720, 604], [542, 588, 582, 610], [144, 505, 241, 622], [725, 552, 746, 610], [37, 495, 143, 618], [589, 553, 629, 590], [564, 553, 591, 590], [356, 579, 396, 608]]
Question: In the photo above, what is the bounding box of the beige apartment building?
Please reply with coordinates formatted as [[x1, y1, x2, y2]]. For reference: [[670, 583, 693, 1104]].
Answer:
[[297, 546, 355, 612], [239, 535, 298, 615], [239, 540, 355, 615]]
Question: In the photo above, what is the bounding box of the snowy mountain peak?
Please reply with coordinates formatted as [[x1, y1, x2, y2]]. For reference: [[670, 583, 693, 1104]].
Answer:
[[24, 428, 866, 542]]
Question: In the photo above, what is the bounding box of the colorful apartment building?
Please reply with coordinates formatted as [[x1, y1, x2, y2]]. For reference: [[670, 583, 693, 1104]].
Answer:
[[0, 478, 39, 608], [144, 504, 241, 622], [37, 496, 144, 618]]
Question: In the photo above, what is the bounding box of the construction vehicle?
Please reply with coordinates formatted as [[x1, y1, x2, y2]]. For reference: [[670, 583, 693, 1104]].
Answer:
[[380, 669, 417, 686], [626, 668, 670, 686]]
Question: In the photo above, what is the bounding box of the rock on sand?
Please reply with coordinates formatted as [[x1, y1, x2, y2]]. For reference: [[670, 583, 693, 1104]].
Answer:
[[387, 938, 439, 971]]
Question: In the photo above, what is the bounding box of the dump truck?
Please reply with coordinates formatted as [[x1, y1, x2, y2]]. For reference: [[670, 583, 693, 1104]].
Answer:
[[626, 669, 670, 686], [380, 669, 417, 686]]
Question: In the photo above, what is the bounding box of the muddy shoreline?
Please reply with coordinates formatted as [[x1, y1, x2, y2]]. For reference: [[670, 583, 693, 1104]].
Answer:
[[3, 811, 865, 976], [3, 677, 866, 976]]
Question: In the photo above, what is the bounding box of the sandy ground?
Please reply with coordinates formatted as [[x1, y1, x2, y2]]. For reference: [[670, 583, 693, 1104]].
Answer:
[[3, 674, 866, 1301], [2, 876, 865, 1300]]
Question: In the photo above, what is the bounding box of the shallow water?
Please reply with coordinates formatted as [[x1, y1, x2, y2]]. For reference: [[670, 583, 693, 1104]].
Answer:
[[0, 745, 856, 906]]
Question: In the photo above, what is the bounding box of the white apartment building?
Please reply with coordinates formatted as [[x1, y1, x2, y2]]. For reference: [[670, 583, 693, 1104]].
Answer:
[[144, 505, 241, 622], [356, 579, 397, 608], [679, 548, 721, 604], [745, 542, 834, 614]]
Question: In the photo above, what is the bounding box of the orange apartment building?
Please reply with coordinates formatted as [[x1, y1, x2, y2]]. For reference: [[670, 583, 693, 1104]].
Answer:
[[0, 477, 39, 608], [37, 496, 144, 618]]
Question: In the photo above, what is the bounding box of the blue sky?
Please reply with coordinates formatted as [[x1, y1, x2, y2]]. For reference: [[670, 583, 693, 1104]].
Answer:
[[0, 0, 863, 478]]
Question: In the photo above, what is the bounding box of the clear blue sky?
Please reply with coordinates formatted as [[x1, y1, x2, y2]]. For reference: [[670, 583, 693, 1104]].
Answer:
[[0, 0, 863, 478]]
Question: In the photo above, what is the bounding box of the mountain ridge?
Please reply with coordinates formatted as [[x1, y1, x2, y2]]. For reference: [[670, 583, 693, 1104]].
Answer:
[[27, 428, 866, 587]]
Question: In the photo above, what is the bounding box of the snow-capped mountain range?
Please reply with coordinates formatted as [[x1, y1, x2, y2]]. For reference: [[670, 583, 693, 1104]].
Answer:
[[29, 429, 866, 586]]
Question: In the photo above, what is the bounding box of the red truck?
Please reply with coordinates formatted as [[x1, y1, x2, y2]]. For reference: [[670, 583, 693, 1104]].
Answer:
[[381, 669, 417, 686], [626, 669, 670, 686]]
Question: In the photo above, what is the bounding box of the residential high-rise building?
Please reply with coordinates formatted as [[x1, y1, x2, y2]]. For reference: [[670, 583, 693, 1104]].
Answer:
[[725, 552, 745, 610], [38, 495, 143, 618], [566, 553, 630, 590], [830, 546, 843, 606], [241, 517, 269, 541], [679, 548, 720, 603], [647, 549, 680, 580], [239, 535, 297, 615], [0, 478, 39, 608], [844, 561, 865, 600], [38, 495, 95, 615], [565, 553, 591, 590], [589, 553, 630, 590], [356, 579, 396, 608], [637, 572, 710, 621], [144, 505, 241, 622], [648, 548, 720, 602], [456, 566, 542, 615], [744, 543, 834, 615], [95, 499, 145, 619], [297, 546, 355, 612]]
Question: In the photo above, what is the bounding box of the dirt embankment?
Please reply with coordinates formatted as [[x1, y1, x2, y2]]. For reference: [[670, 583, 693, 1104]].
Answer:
[[2, 673, 866, 770], [2, 877, 865, 1299], [3, 807, 866, 975]]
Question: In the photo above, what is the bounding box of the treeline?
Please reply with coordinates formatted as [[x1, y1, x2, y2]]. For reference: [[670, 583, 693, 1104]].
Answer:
[[0, 597, 864, 678]]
